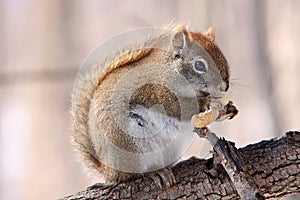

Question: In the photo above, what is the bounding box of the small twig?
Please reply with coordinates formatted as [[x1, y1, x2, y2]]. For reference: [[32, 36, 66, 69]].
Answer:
[[194, 127, 264, 200]]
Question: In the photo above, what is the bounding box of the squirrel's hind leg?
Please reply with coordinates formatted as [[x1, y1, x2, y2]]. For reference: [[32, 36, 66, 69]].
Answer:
[[146, 167, 176, 189]]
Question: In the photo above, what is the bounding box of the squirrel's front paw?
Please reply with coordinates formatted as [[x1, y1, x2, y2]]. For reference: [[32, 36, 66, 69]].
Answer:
[[216, 100, 238, 121]]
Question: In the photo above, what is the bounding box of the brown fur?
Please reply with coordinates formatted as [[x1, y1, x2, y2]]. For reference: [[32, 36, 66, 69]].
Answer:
[[174, 25, 229, 88], [70, 24, 230, 183], [189, 31, 230, 87]]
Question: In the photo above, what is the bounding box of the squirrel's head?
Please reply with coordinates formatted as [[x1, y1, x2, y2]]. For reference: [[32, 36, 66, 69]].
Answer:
[[171, 26, 230, 105]]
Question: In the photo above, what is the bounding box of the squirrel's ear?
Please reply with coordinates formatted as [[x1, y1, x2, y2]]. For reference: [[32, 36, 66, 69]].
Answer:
[[172, 30, 189, 56], [204, 27, 216, 42]]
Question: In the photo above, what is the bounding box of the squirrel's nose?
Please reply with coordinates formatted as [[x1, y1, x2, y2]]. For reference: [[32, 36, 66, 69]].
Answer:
[[220, 80, 229, 92]]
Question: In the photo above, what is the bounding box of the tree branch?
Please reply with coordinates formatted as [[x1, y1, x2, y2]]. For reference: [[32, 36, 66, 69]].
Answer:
[[62, 131, 300, 199]]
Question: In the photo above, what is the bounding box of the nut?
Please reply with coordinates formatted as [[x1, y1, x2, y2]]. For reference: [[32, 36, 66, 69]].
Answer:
[[191, 108, 219, 128]]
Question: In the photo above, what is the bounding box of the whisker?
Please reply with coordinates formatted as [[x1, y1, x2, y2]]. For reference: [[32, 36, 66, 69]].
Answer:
[[230, 81, 251, 89], [229, 84, 246, 97], [228, 77, 253, 98]]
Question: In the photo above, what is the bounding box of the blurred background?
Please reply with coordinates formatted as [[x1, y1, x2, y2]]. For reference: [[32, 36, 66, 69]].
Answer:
[[0, 0, 299, 199]]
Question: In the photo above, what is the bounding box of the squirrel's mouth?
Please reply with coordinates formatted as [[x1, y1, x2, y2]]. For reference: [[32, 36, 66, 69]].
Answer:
[[196, 91, 211, 113]]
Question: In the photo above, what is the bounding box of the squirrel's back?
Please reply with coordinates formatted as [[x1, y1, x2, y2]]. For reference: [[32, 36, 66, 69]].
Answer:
[[70, 31, 171, 181]]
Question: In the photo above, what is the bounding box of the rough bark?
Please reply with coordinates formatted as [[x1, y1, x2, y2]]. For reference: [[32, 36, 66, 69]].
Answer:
[[62, 131, 300, 200]]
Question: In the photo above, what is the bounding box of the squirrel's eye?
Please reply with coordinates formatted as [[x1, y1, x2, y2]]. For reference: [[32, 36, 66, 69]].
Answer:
[[193, 59, 208, 73]]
